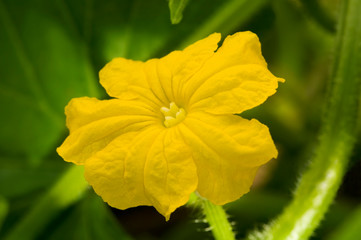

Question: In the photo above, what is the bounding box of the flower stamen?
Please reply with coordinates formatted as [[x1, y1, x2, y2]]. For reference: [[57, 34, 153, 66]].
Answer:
[[160, 102, 186, 128]]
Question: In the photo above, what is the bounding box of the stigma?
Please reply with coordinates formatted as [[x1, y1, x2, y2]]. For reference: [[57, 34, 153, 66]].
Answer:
[[160, 102, 186, 128]]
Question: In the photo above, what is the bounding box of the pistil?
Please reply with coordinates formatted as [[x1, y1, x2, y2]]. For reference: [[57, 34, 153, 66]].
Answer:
[[160, 102, 186, 128]]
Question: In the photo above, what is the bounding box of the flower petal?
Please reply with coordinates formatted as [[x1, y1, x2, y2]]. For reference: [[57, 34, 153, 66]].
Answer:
[[57, 97, 158, 165], [84, 126, 197, 220], [99, 58, 163, 107], [189, 64, 281, 114], [84, 128, 160, 210], [179, 112, 277, 204], [159, 33, 220, 105], [99, 33, 221, 107], [144, 127, 197, 220], [183, 32, 284, 113]]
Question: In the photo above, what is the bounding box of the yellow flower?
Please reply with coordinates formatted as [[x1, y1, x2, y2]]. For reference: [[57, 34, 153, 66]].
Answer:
[[57, 32, 284, 220]]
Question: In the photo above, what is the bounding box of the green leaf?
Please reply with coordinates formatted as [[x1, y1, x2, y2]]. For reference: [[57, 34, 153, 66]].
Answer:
[[328, 204, 361, 240], [46, 192, 133, 240], [0, 196, 8, 231], [0, 157, 65, 198], [4, 166, 88, 240], [90, 0, 172, 61], [177, 0, 269, 49], [68, 0, 265, 63], [301, 0, 336, 32], [0, 0, 100, 162], [168, 0, 190, 24], [63, 0, 178, 64]]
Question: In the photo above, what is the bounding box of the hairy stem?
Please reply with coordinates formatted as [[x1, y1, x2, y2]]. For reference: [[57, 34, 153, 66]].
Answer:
[[248, 0, 361, 239], [199, 196, 235, 240]]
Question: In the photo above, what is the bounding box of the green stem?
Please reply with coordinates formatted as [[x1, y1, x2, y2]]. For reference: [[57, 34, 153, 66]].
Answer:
[[198, 195, 235, 240], [4, 165, 88, 240], [247, 0, 361, 239]]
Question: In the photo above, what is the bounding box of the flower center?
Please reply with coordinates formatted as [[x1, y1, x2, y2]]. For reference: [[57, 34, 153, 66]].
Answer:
[[160, 102, 186, 128]]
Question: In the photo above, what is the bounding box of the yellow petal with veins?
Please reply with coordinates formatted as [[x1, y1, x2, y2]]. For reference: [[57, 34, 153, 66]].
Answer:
[[84, 126, 197, 220], [180, 112, 277, 204], [57, 97, 158, 165], [183, 32, 284, 113], [189, 64, 282, 114], [159, 33, 220, 104], [84, 128, 158, 210], [99, 58, 164, 107], [144, 127, 197, 219], [99, 33, 221, 107]]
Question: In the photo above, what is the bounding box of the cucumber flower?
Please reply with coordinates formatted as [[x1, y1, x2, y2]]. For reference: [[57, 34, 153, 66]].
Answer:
[[57, 32, 284, 220]]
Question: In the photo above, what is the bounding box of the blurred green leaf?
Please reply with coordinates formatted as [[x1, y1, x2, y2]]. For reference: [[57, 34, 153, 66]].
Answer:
[[328, 204, 361, 240], [63, 0, 183, 64], [4, 166, 88, 240], [0, 157, 65, 198], [168, 0, 189, 24], [46, 192, 133, 240], [0, 0, 99, 162], [301, 0, 336, 32], [0, 196, 8, 231], [90, 0, 172, 61], [69, 0, 266, 63], [178, 0, 269, 48]]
